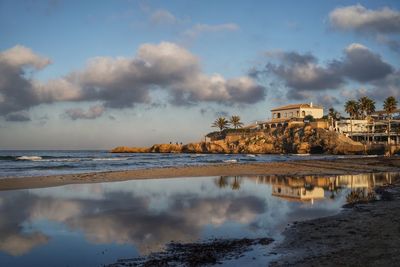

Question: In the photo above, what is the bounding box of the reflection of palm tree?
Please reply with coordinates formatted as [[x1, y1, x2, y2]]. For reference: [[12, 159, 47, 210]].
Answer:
[[231, 176, 241, 190], [215, 176, 229, 188]]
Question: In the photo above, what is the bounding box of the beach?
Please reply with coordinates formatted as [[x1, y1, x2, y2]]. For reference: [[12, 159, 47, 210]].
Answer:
[[1, 156, 400, 191], [270, 178, 400, 266]]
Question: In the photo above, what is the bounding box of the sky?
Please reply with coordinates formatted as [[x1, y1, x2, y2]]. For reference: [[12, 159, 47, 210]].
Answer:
[[0, 0, 399, 149]]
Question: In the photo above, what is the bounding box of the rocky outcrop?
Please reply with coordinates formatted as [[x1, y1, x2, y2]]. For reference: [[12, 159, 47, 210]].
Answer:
[[111, 125, 375, 155], [149, 144, 182, 153], [111, 146, 150, 153]]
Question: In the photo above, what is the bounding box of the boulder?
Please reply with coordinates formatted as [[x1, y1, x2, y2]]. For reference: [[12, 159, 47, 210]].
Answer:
[[181, 142, 205, 153]]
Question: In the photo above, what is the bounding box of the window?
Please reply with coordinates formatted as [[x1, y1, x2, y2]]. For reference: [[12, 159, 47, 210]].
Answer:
[[297, 111, 300, 117], [284, 112, 287, 118], [277, 113, 281, 118], [301, 111, 306, 117]]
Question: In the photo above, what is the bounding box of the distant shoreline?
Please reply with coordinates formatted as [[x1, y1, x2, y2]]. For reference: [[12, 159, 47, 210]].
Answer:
[[1, 156, 399, 191]]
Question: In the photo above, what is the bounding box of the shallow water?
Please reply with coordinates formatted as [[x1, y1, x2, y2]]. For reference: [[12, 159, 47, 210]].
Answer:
[[0, 150, 377, 178], [0, 172, 395, 267]]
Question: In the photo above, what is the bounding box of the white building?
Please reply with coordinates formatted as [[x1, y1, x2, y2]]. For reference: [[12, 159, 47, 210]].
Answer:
[[335, 119, 369, 134], [271, 103, 323, 120], [272, 185, 325, 201]]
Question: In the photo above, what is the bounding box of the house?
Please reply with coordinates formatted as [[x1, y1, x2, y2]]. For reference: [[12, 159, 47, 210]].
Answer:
[[335, 119, 369, 134], [271, 103, 323, 120], [244, 103, 324, 130], [371, 109, 400, 120], [271, 184, 325, 201]]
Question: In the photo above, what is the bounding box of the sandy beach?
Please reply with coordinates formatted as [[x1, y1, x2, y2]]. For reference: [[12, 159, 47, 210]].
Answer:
[[1, 156, 400, 191]]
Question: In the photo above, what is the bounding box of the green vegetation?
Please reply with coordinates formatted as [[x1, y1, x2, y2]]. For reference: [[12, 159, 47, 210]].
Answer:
[[211, 115, 244, 131], [344, 95, 396, 119], [344, 100, 359, 119], [212, 117, 230, 131], [230, 115, 244, 129], [303, 115, 315, 122], [383, 96, 398, 118], [358, 96, 376, 119]]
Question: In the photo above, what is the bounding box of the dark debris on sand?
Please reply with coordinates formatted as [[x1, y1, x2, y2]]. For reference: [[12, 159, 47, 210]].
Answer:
[[107, 237, 274, 267]]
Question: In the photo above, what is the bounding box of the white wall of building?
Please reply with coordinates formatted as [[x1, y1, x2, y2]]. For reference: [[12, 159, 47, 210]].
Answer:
[[335, 120, 368, 134], [272, 107, 323, 120], [300, 108, 323, 119]]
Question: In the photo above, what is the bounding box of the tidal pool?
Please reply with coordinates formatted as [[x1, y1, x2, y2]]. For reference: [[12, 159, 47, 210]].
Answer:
[[0, 172, 395, 267]]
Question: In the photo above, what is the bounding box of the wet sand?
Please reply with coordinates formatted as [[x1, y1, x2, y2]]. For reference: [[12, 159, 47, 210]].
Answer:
[[270, 180, 400, 267], [1, 156, 400, 191]]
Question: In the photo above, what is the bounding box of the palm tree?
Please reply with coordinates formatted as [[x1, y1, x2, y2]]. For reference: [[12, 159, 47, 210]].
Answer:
[[328, 107, 339, 129], [384, 96, 398, 118], [230, 115, 243, 129], [383, 96, 398, 147], [365, 98, 376, 116], [212, 117, 230, 131], [358, 96, 375, 119], [345, 100, 358, 137]]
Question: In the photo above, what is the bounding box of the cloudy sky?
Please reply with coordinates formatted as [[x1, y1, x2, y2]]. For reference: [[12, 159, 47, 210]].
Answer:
[[1, 0, 399, 149]]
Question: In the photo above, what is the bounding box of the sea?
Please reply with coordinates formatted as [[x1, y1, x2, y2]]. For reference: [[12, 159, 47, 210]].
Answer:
[[0, 150, 377, 178]]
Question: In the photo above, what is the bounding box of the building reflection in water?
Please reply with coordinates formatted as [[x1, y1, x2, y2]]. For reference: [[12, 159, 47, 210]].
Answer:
[[216, 172, 399, 203]]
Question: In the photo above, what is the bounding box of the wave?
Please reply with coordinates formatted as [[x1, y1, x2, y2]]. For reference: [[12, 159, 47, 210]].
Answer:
[[38, 158, 86, 162], [33, 165, 76, 170], [92, 157, 129, 161], [17, 156, 43, 161], [223, 159, 238, 163], [1, 155, 130, 162]]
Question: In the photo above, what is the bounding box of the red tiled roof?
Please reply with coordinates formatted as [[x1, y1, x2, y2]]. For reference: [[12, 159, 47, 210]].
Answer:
[[271, 103, 323, 111]]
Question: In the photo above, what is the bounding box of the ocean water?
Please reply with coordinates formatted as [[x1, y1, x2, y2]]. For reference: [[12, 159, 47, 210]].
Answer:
[[0, 150, 374, 178]]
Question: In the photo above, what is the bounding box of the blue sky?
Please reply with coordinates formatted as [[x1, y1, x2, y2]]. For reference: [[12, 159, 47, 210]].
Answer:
[[0, 0, 399, 149]]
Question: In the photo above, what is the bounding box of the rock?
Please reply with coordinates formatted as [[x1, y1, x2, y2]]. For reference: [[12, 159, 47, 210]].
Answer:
[[149, 144, 182, 153], [110, 146, 150, 153], [297, 142, 310, 154], [111, 126, 368, 155], [205, 140, 229, 153], [181, 142, 205, 153]]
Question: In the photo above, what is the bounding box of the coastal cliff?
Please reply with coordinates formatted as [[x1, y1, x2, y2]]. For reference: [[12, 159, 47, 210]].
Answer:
[[111, 125, 377, 155]]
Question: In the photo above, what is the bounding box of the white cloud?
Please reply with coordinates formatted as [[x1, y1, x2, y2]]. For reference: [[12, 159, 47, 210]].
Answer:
[[329, 5, 400, 53], [329, 4, 400, 33], [150, 9, 178, 25], [0, 45, 51, 69], [0, 42, 265, 119]]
